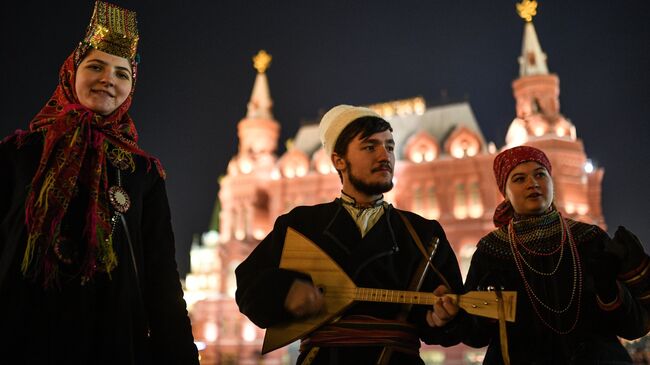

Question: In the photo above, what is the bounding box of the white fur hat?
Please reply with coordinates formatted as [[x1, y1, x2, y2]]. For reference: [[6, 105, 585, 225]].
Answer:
[[319, 104, 382, 156]]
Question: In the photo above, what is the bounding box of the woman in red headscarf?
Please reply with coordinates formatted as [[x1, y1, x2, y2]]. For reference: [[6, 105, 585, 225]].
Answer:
[[0, 2, 198, 364], [461, 145, 650, 364]]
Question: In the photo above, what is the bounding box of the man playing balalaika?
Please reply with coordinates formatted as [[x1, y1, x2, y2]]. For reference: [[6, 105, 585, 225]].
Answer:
[[235, 105, 465, 365]]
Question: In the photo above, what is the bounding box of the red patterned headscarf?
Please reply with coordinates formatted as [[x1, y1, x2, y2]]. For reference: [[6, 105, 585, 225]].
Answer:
[[492, 145, 552, 228], [12, 48, 164, 287]]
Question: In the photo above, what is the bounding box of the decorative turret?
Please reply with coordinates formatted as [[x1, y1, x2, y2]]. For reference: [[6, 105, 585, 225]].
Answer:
[[516, 0, 548, 77], [247, 50, 274, 119], [236, 50, 280, 167], [506, 0, 576, 147]]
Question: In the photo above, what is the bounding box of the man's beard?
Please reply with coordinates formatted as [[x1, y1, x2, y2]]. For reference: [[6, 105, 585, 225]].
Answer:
[[346, 160, 393, 196]]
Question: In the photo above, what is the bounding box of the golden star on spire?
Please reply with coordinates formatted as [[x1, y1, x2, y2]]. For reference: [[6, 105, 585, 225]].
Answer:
[[253, 50, 272, 74], [516, 0, 538, 22]]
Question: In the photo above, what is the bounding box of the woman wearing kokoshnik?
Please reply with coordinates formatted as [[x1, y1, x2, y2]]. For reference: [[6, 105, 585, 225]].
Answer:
[[0, 2, 198, 363], [461, 145, 650, 364]]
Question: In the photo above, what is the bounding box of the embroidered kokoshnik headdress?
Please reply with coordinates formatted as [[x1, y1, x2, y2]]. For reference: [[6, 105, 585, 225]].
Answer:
[[76, 1, 139, 63]]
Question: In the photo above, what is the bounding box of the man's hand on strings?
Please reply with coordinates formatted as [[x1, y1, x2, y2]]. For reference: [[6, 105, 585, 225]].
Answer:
[[426, 284, 459, 327]]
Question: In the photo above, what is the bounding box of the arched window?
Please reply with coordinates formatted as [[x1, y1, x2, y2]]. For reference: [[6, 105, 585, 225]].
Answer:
[[427, 185, 440, 220], [235, 206, 247, 240], [445, 126, 482, 158], [404, 131, 439, 163], [413, 185, 424, 215], [454, 183, 468, 219], [278, 148, 310, 178], [468, 182, 483, 218]]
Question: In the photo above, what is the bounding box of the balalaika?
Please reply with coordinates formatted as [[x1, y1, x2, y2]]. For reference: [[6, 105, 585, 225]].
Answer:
[[261, 227, 517, 354]]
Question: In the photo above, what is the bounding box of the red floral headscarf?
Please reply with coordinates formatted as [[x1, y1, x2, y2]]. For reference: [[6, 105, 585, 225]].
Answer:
[[11, 47, 164, 287], [492, 145, 552, 228]]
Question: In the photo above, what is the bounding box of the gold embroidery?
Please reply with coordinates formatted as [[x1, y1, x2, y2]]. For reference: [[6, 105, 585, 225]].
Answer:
[[107, 145, 135, 171]]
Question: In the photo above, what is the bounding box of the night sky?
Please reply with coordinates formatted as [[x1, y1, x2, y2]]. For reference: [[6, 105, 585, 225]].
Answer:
[[2, 1, 648, 276]]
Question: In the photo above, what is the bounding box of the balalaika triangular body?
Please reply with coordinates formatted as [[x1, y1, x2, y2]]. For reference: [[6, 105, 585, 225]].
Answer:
[[261, 227, 517, 354]]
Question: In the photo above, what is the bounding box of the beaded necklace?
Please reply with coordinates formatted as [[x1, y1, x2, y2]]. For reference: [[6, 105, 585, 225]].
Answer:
[[511, 220, 566, 276], [515, 222, 565, 257], [508, 212, 583, 334]]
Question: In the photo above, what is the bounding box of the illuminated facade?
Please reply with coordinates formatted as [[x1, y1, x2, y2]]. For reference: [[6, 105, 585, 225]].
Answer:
[[185, 10, 607, 364]]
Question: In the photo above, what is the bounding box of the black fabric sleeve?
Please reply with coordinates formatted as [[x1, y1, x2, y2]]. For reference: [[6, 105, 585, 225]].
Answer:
[[235, 213, 311, 328], [606, 283, 650, 340], [460, 247, 498, 348], [586, 231, 650, 340], [140, 175, 199, 364]]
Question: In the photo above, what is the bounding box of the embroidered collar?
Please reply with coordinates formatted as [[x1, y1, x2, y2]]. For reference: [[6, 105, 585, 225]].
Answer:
[[340, 191, 384, 209], [339, 192, 388, 238]]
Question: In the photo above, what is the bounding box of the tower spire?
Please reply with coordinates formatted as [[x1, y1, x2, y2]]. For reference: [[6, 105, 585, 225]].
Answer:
[[506, 1, 576, 147], [236, 50, 280, 162], [516, 1, 549, 77], [247, 50, 274, 119]]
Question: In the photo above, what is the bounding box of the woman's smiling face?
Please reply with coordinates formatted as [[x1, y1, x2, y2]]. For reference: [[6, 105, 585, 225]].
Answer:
[[75, 49, 133, 116]]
